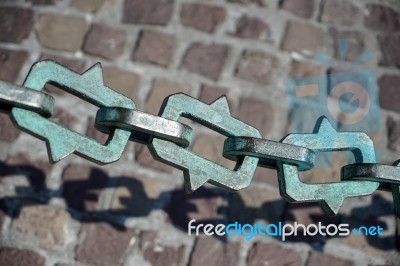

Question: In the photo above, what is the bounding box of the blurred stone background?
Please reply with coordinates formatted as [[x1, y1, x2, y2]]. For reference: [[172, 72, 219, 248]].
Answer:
[[0, 0, 400, 265]]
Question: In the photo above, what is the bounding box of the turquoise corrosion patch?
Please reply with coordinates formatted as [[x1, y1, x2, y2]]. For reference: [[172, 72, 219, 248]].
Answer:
[[149, 93, 261, 192], [11, 60, 135, 164]]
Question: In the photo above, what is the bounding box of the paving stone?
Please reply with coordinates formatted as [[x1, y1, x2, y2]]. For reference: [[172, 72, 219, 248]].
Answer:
[[1, 153, 52, 188], [231, 15, 269, 40], [0, 48, 28, 83], [198, 84, 230, 105], [0, 113, 20, 142], [253, 167, 279, 187], [76, 222, 136, 266], [35, 14, 88, 51], [235, 50, 278, 84], [133, 30, 175, 67], [86, 116, 109, 144], [12, 205, 70, 250], [139, 231, 185, 266], [71, 0, 106, 12], [0, 248, 45, 266], [83, 24, 126, 60], [111, 173, 165, 216], [146, 78, 189, 115], [228, 184, 285, 225], [29, 0, 58, 4], [247, 242, 301, 266], [135, 144, 174, 173], [228, 0, 266, 5], [306, 251, 353, 266], [320, 0, 360, 26], [103, 66, 140, 100], [365, 4, 400, 32], [190, 237, 240, 266], [379, 75, 400, 112], [181, 43, 229, 81], [281, 21, 323, 54], [122, 0, 174, 25], [180, 3, 225, 33], [378, 35, 400, 67], [0, 7, 33, 43], [192, 134, 236, 170], [62, 164, 109, 211], [237, 98, 274, 137], [281, 0, 314, 19], [165, 187, 224, 229], [289, 60, 326, 78], [329, 29, 366, 62], [386, 116, 400, 151]]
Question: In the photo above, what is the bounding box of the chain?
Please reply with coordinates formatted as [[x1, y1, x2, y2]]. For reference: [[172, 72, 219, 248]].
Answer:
[[0, 60, 397, 216]]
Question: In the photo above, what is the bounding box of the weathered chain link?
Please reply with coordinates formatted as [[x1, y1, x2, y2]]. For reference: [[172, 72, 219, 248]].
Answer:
[[0, 60, 397, 216]]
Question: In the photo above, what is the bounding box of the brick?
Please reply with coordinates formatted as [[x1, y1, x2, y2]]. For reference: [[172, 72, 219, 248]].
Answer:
[[378, 35, 400, 67], [83, 24, 126, 60], [39, 53, 86, 95], [140, 231, 185, 266], [0, 248, 45, 266], [71, 0, 106, 12], [36, 14, 88, 51], [289, 60, 326, 77], [253, 167, 279, 187], [0, 113, 20, 142], [165, 187, 223, 229], [133, 30, 175, 67], [232, 15, 269, 40], [29, 0, 58, 4], [228, 0, 266, 6], [365, 4, 400, 32], [192, 134, 235, 170], [307, 251, 353, 266], [111, 174, 164, 215], [248, 243, 301, 266], [190, 237, 240, 266], [76, 222, 136, 266], [51, 108, 78, 130], [62, 165, 109, 211], [199, 84, 230, 105], [180, 3, 225, 33], [379, 75, 400, 112], [228, 185, 285, 225], [103, 66, 140, 100], [281, 21, 322, 54], [181, 43, 229, 81], [86, 116, 109, 144], [387, 117, 400, 151], [329, 29, 366, 62], [12, 205, 70, 250], [320, 0, 360, 26], [281, 0, 314, 19], [122, 0, 174, 25], [235, 50, 278, 84], [135, 144, 174, 173], [1, 154, 51, 188], [237, 98, 274, 137], [0, 7, 33, 43], [0, 48, 28, 83], [146, 78, 189, 115]]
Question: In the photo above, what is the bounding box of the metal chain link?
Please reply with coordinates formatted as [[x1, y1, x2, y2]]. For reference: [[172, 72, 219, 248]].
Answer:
[[0, 60, 397, 216]]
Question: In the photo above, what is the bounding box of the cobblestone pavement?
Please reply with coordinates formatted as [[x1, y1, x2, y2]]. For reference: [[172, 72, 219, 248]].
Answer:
[[0, 0, 400, 265]]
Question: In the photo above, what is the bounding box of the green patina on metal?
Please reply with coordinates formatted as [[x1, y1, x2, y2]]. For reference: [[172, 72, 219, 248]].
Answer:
[[149, 93, 261, 192], [342, 161, 400, 216], [11, 60, 135, 164], [277, 116, 379, 215]]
